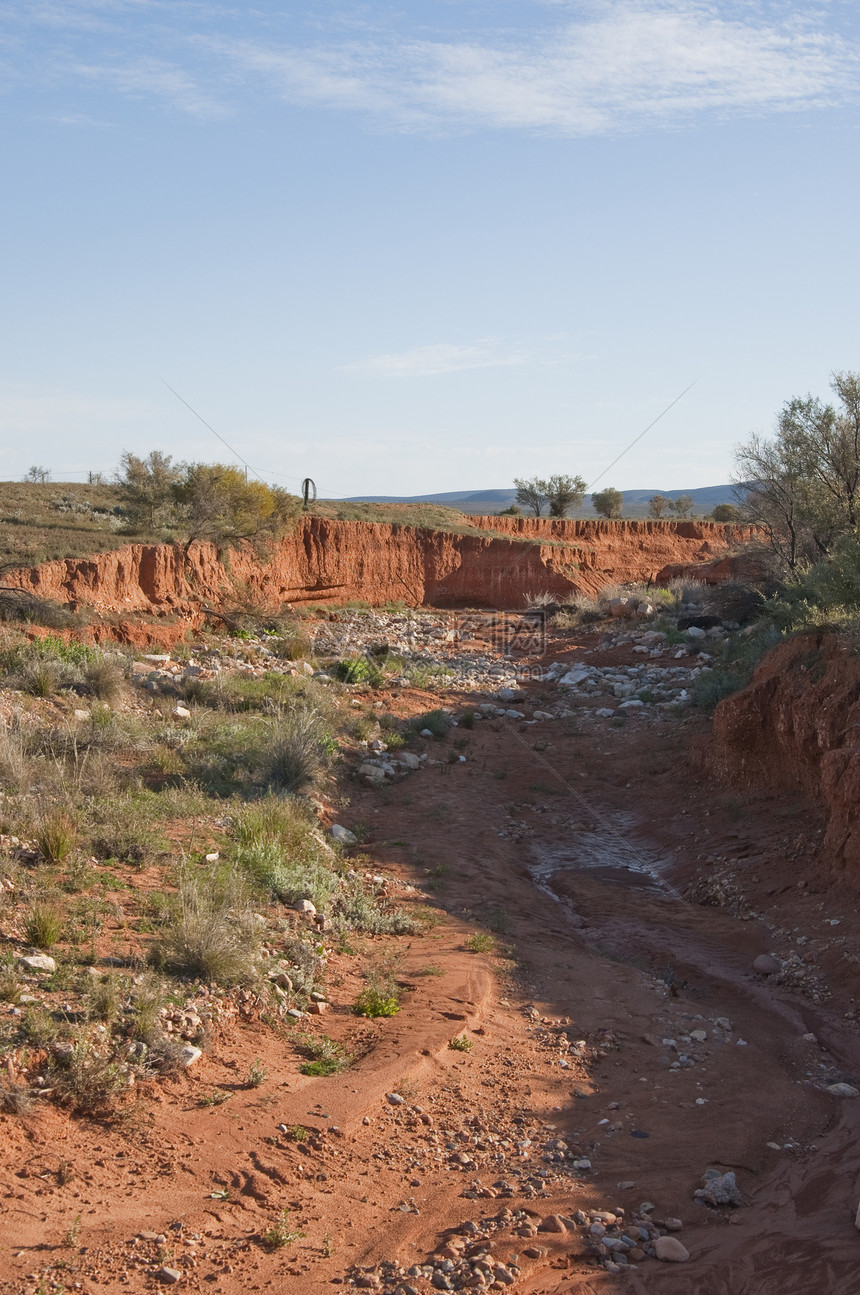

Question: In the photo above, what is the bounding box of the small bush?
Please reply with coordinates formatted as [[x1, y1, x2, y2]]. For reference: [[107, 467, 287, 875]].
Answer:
[[264, 706, 335, 793], [338, 878, 416, 935], [82, 655, 127, 702], [36, 811, 78, 864], [448, 1033, 473, 1052], [295, 1032, 349, 1076], [20, 656, 71, 697], [25, 901, 64, 949], [154, 871, 261, 986], [263, 1207, 304, 1249], [48, 1040, 127, 1114], [335, 656, 382, 685], [246, 1058, 268, 1086], [354, 986, 400, 1018], [0, 1082, 32, 1114], [412, 709, 451, 739], [85, 972, 124, 1023], [464, 932, 495, 953]]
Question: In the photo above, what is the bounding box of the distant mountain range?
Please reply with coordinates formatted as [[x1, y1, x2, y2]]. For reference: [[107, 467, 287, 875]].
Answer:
[[343, 484, 740, 517]]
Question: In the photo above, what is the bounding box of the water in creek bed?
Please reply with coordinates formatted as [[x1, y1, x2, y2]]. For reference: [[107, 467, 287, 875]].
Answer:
[[528, 811, 679, 899]]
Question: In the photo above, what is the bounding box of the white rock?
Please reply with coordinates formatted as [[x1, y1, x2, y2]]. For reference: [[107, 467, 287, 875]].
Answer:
[[295, 899, 317, 916], [331, 823, 358, 845], [619, 699, 644, 709], [595, 708, 614, 719], [18, 954, 56, 974], [386, 1092, 405, 1105], [686, 626, 707, 640], [826, 1083, 859, 1097], [179, 1045, 202, 1068], [559, 668, 592, 688], [204, 852, 219, 863], [171, 705, 192, 720]]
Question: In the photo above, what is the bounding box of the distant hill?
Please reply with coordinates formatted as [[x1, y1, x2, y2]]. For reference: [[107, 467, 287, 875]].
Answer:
[[342, 484, 740, 518]]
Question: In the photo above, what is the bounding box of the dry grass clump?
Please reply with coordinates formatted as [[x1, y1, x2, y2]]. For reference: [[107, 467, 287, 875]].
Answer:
[[263, 705, 335, 793], [24, 901, 64, 949], [48, 1040, 128, 1114], [154, 871, 261, 986], [35, 810, 78, 864]]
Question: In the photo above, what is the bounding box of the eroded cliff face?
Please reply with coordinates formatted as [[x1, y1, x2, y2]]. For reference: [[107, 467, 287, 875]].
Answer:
[[8, 516, 745, 623], [708, 633, 860, 877]]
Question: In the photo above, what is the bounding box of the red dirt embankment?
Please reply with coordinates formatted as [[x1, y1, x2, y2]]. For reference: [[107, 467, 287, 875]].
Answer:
[[708, 631, 860, 876], [8, 516, 744, 624]]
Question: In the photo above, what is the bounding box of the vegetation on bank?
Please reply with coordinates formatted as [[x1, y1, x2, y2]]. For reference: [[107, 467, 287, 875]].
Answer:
[[0, 626, 426, 1117]]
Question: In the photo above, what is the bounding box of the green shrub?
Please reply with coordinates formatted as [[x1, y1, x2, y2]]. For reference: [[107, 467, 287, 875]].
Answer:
[[412, 709, 451, 738], [335, 657, 384, 686], [295, 1032, 349, 1076], [464, 932, 495, 953], [36, 811, 78, 864], [354, 986, 400, 1018], [448, 1033, 473, 1052], [25, 901, 64, 949]]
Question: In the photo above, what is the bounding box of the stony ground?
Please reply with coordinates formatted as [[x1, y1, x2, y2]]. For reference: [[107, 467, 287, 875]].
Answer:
[[3, 606, 860, 1295]]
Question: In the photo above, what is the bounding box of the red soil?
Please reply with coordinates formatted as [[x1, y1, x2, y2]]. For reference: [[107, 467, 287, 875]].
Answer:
[[7, 519, 746, 639], [707, 630, 860, 879], [4, 628, 860, 1294]]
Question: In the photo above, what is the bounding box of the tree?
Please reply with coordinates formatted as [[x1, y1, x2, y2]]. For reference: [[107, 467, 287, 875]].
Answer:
[[117, 451, 183, 530], [544, 474, 587, 517], [648, 493, 671, 518], [669, 494, 695, 518], [591, 487, 623, 519], [173, 463, 299, 551], [24, 466, 51, 483], [710, 503, 739, 522], [513, 477, 547, 516], [734, 370, 860, 571]]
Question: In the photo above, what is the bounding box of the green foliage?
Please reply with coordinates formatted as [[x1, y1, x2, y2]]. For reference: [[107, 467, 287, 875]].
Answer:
[[669, 494, 695, 518], [464, 932, 495, 953], [763, 531, 860, 633], [710, 503, 740, 522], [412, 708, 451, 738], [648, 493, 671, 518], [246, 1058, 268, 1086], [173, 462, 299, 550], [735, 370, 860, 571], [48, 1040, 127, 1114], [264, 1208, 305, 1248], [296, 1032, 349, 1076], [116, 450, 183, 531], [335, 656, 383, 686], [448, 1033, 473, 1052], [514, 474, 587, 517], [353, 986, 400, 1018], [591, 487, 623, 519], [25, 902, 64, 948], [36, 811, 78, 863]]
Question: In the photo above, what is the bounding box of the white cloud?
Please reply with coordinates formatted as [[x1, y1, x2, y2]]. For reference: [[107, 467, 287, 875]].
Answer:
[[342, 339, 535, 377], [226, 3, 858, 135]]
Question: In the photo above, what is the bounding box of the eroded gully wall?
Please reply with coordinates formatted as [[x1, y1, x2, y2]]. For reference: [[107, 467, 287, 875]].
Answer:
[[9, 515, 743, 620], [706, 632, 860, 878]]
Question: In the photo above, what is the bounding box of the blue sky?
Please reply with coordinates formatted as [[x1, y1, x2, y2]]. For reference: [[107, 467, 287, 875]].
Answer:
[[1, 1, 859, 497]]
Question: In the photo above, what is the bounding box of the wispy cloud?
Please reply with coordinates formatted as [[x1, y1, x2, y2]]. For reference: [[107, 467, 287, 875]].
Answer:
[[225, 3, 858, 135], [343, 339, 536, 377], [4, 2, 858, 132]]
